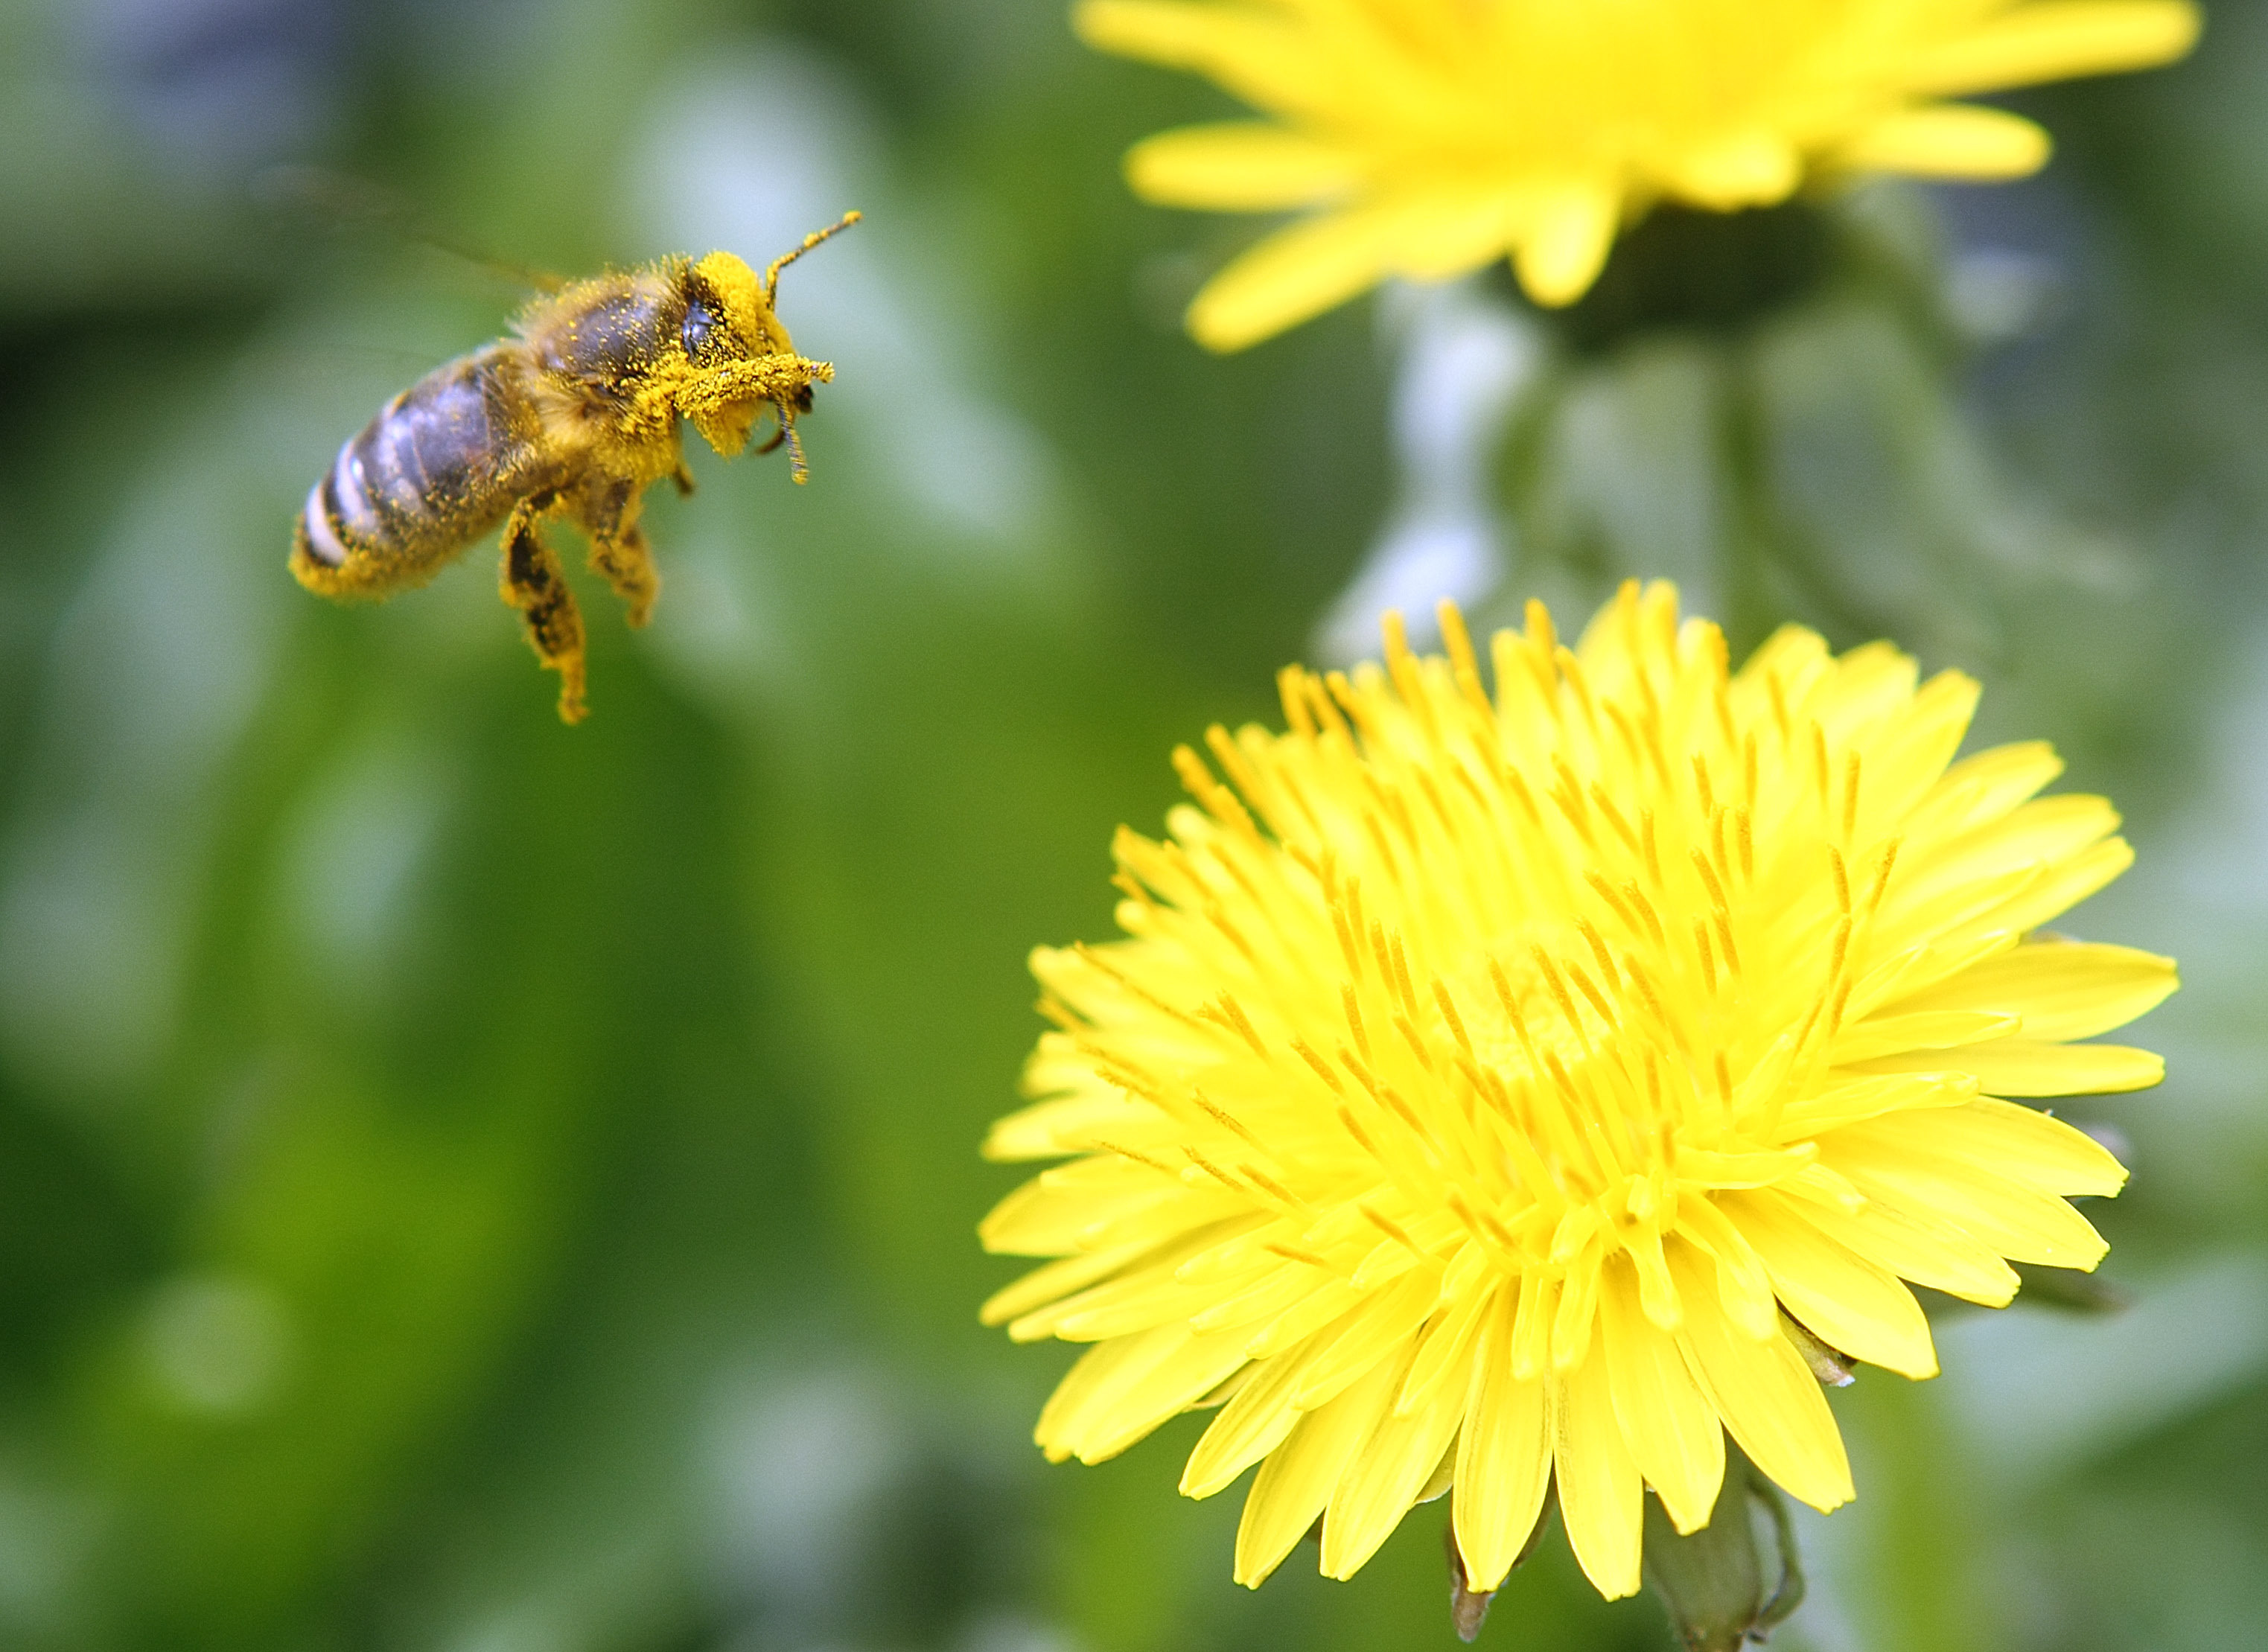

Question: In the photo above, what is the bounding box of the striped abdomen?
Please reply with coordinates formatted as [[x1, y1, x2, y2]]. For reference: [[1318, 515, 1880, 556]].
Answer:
[[293, 344, 552, 597]]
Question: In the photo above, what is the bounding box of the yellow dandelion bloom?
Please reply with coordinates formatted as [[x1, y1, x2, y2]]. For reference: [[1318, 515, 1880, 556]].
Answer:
[[1077, 0, 2201, 348], [980, 582, 2173, 1598]]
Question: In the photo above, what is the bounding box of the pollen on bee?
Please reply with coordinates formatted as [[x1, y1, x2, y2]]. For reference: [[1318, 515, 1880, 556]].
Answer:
[[290, 213, 859, 723]]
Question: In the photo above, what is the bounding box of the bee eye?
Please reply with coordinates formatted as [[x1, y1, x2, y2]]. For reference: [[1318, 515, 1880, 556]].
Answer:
[[681, 296, 725, 363]]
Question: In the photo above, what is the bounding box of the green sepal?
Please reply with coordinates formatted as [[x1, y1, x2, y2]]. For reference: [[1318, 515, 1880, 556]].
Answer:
[[1640, 1449, 1806, 1652]]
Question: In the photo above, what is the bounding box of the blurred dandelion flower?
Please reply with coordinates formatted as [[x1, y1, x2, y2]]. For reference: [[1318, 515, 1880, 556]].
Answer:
[[979, 582, 2173, 1597], [1078, 0, 2200, 348]]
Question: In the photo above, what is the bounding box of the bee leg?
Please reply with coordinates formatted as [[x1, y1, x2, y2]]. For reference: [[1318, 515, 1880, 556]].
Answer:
[[671, 463, 696, 497], [578, 482, 660, 628], [589, 520, 660, 628], [499, 501, 587, 724]]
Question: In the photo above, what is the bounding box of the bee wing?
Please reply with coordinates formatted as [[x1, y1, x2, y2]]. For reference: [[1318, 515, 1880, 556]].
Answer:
[[254, 164, 566, 293]]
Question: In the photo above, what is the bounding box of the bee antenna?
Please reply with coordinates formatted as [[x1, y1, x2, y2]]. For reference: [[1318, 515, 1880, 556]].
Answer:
[[764, 210, 862, 307]]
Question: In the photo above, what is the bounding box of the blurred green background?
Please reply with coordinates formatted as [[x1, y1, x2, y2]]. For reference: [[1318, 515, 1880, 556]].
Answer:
[[0, 1, 2264, 1649]]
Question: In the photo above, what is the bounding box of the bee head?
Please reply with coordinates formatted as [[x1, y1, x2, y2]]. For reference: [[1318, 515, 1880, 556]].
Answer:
[[685, 252, 796, 362], [675, 217, 858, 479]]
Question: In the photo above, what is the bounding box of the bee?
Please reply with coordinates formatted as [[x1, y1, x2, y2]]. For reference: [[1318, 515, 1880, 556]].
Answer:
[[291, 212, 860, 723]]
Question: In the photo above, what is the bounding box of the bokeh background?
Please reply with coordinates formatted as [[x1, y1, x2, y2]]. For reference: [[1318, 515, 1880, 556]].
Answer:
[[1, 1, 2264, 1649]]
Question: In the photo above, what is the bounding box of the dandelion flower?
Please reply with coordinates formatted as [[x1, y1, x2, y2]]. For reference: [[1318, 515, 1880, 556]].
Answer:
[[979, 583, 2172, 1597], [1077, 0, 2201, 348]]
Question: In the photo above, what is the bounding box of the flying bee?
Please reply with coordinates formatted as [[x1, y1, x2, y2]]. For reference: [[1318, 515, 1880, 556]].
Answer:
[[291, 211, 860, 723]]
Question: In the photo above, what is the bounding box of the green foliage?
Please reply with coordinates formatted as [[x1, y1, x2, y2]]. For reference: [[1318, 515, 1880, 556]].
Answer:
[[0, 2, 2261, 1651]]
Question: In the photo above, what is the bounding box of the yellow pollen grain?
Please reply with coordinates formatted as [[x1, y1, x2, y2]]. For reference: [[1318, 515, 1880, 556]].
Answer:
[[1488, 960, 1541, 1062], [1532, 945, 1587, 1040], [1086, 1138, 1177, 1177], [1072, 942, 1197, 1028], [1293, 1038, 1345, 1095], [1389, 933, 1422, 1021], [1791, 993, 1826, 1062], [1449, 760, 1499, 841], [1576, 918, 1621, 987], [1866, 838, 1902, 915], [1439, 600, 1492, 718], [1442, 1187, 1506, 1262], [1331, 900, 1364, 979], [1218, 992, 1267, 1054], [1500, 762, 1544, 829], [1192, 1088, 1267, 1153], [1712, 676, 1739, 757], [1590, 783, 1640, 854], [1714, 911, 1742, 975], [1205, 902, 1264, 970], [1556, 649, 1602, 741], [1542, 1053, 1614, 1184], [1394, 1012, 1439, 1073], [1211, 847, 1280, 931], [1335, 1101, 1384, 1162], [1820, 978, 1856, 1047], [1413, 770, 1461, 846], [1361, 1202, 1423, 1255], [1621, 880, 1668, 946], [1433, 980, 1477, 1059], [1367, 921, 1397, 997], [1624, 961, 1669, 1036], [1378, 782, 1421, 854], [1325, 672, 1371, 737], [1277, 665, 1316, 738], [1566, 957, 1616, 1027], [1362, 811, 1401, 880], [1692, 919, 1718, 995], [1632, 674, 1668, 764], [1170, 745, 1230, 824], [1552, 764, 1597, 849], [1203, 722, 1262, 797], [1602, 700, 1646, 774], [1475, 1202, 1524, 1257], [1340, 984, 1371, 1062], [1524, 599, 1556, 661], [1237, 1161, 1308, 1213], [1180, 1146, 1246, 1196], [1584, 870, 1639, 934], [1089, 1054, 1163, 1113]]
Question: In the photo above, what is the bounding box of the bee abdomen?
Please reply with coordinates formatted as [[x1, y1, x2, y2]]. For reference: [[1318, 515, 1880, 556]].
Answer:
[[295, 345, 547, 594]]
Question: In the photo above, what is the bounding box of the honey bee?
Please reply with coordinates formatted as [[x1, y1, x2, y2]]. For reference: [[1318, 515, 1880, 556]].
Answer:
[[291, 212, 860, 723]]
